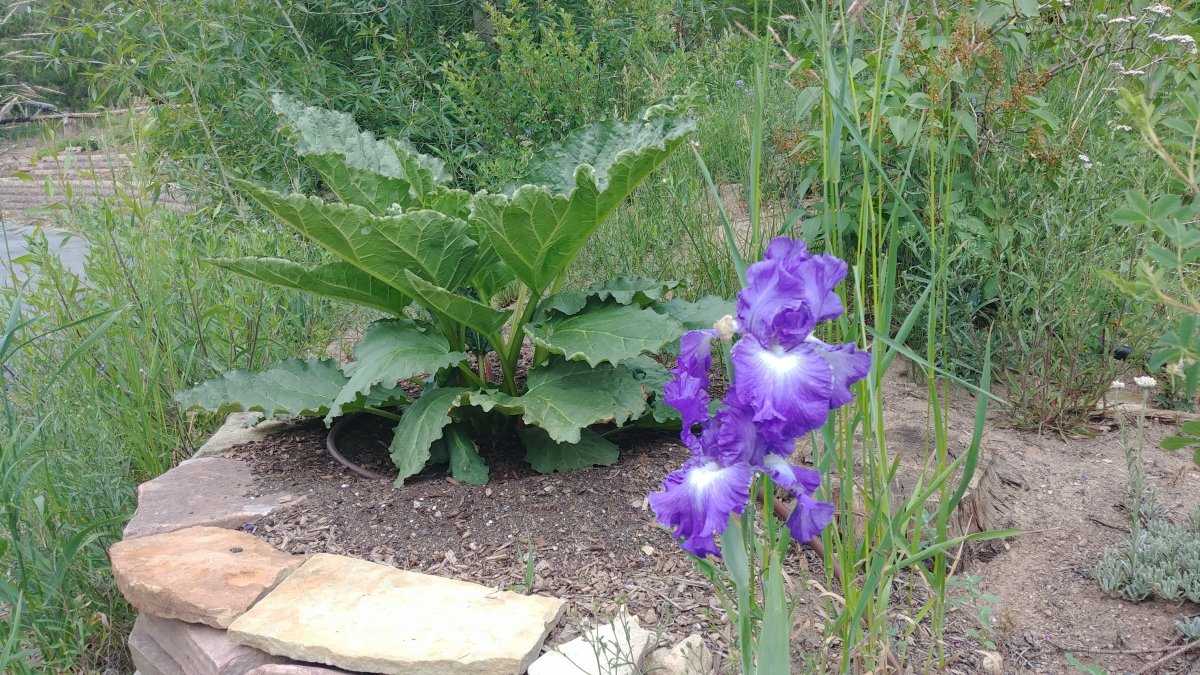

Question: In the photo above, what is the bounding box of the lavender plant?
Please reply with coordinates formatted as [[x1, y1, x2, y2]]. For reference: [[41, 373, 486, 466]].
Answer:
[[648, 237, 871, 673]]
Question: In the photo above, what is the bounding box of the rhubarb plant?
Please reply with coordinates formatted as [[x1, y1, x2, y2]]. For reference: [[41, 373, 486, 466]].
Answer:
[[176, 95, 727, 484]]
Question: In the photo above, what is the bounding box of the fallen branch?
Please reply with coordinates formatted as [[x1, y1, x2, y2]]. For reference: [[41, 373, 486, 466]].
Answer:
[[0, 106, 152, 127], [1134, 640, 1200, 675]]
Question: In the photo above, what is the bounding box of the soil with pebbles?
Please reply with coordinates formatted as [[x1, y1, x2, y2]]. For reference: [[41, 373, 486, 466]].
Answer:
[[218, 363, 1200, 673]]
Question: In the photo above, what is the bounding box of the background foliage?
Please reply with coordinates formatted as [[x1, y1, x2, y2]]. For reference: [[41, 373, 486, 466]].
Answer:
[[1, 0, 1198, 671]]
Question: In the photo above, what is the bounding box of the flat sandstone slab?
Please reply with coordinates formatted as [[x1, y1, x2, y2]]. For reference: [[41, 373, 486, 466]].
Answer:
[[123, 456, 304, 539], [111, 526, 304, 629], [131, 613, 289, 675], [228, 553, 567, 675]]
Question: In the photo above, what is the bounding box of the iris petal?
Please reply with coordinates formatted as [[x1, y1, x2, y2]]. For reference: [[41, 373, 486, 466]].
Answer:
[[648, 460, 756, 557], [762, 454, 822, 495], [785, 492, 836, 542], [731, 336, 833, 436], [678, 329, 718, 377], [663, 371, 710, 448], [808, 338, 872, 407]]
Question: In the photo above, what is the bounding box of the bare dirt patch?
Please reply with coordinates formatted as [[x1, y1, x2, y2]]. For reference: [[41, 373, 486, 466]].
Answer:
[[217, 364, 1200, 673]]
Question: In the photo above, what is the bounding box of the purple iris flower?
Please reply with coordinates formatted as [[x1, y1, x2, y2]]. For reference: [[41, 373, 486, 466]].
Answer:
[[648, 237, 871, 557]]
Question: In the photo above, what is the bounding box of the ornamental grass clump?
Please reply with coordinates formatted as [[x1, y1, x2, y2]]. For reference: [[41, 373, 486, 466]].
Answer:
[[649, 238, 870, 673]]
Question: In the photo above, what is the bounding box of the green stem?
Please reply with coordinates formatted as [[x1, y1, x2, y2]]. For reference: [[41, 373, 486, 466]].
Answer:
[[358, 407, 402, 422]]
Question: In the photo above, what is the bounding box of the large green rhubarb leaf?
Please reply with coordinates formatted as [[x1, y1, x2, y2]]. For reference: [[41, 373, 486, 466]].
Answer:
[[519, 427, 618, 474], [326, 320, 467, 422], [653, 295, 735, 330], [240, 184, 477, 295], [389, 387, 469, 485], [471, 358, 651, 443], [402, 272, 509, 337], [207, 257, 409, 315], [273, 94, 445, 212], [440, 422, 489, 485], [470, 114, 695, 295], [524, 301, 684, 367], [537, 277, 679, 319], [175, 358, 347, 417]]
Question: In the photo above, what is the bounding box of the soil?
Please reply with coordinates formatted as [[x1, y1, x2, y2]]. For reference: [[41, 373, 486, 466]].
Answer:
[[219, 363, 1200, 674]]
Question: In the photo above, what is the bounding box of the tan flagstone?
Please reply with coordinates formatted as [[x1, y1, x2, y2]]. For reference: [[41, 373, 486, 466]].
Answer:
[[228, 553, 567, 675], [111, 526, 304, 628]]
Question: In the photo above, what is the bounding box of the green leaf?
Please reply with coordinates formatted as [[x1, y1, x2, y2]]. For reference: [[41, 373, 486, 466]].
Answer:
[[524, 301, 684, 367], [519, 426, 619, 474], [403, 271, 510, 337], [442, 422, 489, 484], [207, 257, 409, 315], [951, 109, 979, 145], [389, 387, 469, 485], [538, 277, 680, 319], [175, 358, 347, 417], [1161, 435, 1200, 451], [1180, 420, 1200, 436], [471, 358, 651, 443], [240, 184, 478, 295], [653, 295, 735, 330], [758, 553, 792, 675], [272, 94, 445, 212], [1015, 0, 1039, 17], [470, 115, 695, 294], [327, 319, 467, 422]]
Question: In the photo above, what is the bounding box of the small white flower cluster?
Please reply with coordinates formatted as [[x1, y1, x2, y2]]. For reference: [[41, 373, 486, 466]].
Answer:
[[1121, 68, 1147, 76], [1110, 380, 1126, 390], [1108, 121, 1134, 132], [1144, 4, 1171, 16], [1078, 153, 1094, 169], [1107, 15, 1138, 24], [1134, 376, 1158, 389], [1150, 33, 1196, 44]]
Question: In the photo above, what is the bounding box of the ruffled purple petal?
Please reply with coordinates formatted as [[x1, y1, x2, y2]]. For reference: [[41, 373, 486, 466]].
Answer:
[[663, 370, 710, 448], [730, 336, 833, 437], [808, 337, 872, 407], [735, 238, 848, 349], [648, 460, 755, 557], [785, 492, 835, 542], [761, 454, 822, 495], [677, 329, 718, 377]]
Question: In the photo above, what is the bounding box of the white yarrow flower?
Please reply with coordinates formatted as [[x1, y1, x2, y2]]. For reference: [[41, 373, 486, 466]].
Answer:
[[1107, 15, 1138, 24], [1110, 380, 1126, 390], [1078, 154, 1094, 169], [1145, 4, 1171, 16], [1121, 69, 1147, 76], [1134, 376, 1157, 389], [1108, 121, 1133, 132]]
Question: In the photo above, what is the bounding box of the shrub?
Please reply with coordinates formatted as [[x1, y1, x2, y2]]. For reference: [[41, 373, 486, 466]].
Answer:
[[175, 95, 725, 483]]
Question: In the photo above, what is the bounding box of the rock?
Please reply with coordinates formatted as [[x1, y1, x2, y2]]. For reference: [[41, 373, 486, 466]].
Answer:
[[190, 412, 293, 460], [642, 635, 713, 675], [227, 553, 567, 675], [132, 613, 288, 675], [245, 665, 352, 674], [110, 526, 304, 629], [128, 616, 185, 675], [123, 457, 305, 539], [527, 612, 655, 675]]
